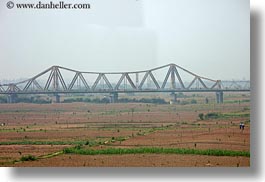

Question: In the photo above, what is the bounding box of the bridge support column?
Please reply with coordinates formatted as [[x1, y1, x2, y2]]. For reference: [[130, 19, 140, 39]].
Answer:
[[110, 92, 118, 103], [216, 91, 223, 103], [170, 92, 177, 104], [7, 94, 17, 103], [54, 94, 60, 103]]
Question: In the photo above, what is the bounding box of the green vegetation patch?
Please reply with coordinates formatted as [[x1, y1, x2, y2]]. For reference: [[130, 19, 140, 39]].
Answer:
[[0, 140, 95, 146], [222, 112, 250, 118], [224, 99, 250, 104], [20, 155, 37, 161], [63, 97, 168, 104], [38, 151, 64, 159], [205, 112, 220, 119], [63, 147, 250, 157], [199, 112, 250, 120]]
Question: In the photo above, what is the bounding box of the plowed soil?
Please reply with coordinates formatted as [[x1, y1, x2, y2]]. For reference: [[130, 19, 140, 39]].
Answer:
[[13, 154, 250, 167], [0, 93, 250, 167]]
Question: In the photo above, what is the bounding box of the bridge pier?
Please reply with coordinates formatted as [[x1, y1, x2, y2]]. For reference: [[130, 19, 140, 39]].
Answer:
[[169, 92, 177, 104], [216, 91, 223, 103], [7, 94, 17, 103], [110, 92, 118, 103], [54, 94, 60, 103]]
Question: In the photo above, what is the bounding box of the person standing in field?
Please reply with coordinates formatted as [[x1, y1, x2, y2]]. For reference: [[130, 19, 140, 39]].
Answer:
[[239, 122, 245, 130]]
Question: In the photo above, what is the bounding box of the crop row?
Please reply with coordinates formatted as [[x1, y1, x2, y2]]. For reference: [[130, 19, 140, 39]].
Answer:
[[63, 147, 250, 157]]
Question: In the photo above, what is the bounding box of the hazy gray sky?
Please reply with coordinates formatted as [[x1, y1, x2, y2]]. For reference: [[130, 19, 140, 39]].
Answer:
[[0, 0, 249, 81]]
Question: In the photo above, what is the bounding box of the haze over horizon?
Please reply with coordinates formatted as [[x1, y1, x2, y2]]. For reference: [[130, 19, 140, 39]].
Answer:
[[0, 0, 249, 81]]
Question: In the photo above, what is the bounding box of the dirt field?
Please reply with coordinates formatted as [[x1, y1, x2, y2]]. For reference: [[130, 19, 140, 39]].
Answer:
[[0, 93, 250, 167], [12, 154, 250, 167]]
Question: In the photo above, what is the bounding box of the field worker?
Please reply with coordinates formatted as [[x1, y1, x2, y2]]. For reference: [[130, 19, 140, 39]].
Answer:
[[242, 123, 245, 130]]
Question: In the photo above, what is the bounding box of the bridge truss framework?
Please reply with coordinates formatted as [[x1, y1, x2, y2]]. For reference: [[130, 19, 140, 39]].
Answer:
[[0, 63, 250, 103]]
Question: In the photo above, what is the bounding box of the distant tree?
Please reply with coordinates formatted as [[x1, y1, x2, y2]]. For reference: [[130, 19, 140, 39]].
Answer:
[[177, 92, 185, 98], [191, 99, 197, 104], [205, 112, 219, 119], [198, 113, 204, 120]]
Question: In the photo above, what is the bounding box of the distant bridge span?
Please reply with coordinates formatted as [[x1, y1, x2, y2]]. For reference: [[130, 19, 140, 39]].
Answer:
[[0, 63, 250, 103]]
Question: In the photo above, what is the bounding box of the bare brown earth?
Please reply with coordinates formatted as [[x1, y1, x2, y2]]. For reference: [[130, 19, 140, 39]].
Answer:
[[0, 145, 68, 165], [13, 154, 250, 167], [0, 93, 250, 167], [110, 127, 249, 151]]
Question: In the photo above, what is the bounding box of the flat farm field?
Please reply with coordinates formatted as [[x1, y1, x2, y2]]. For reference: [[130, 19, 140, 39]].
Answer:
[[0, 94, 250, 167]]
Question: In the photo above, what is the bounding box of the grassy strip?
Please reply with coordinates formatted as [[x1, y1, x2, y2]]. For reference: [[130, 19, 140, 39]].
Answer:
[[0, 140, 80, 145], [224, 100, 250, 104], [222, 113, 250, 118], [201, 112, 250, 120], [11, 151, 64, 165], [0, 140, 95, 146], [63, 147, 250, 157], [38, 151, 64, 159], [0, 137, 129, 147], [0, 138, 126, 147]]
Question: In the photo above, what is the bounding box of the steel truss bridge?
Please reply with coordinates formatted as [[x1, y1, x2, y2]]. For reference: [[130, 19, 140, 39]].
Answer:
[[0, 63, 250, 103]]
